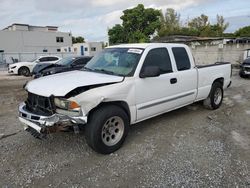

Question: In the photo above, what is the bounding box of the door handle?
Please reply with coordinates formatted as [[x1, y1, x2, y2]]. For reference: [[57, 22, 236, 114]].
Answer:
[[170, 78, 177, 84]]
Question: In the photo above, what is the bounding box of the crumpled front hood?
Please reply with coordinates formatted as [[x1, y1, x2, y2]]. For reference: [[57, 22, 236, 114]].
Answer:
[[26, 70, 124, 97]]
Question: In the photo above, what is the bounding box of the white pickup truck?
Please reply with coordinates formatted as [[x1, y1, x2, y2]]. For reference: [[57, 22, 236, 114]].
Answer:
[[18, 43, 232, 154]]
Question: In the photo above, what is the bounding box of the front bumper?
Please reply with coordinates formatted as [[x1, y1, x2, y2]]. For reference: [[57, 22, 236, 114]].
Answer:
[[241, 66, 250, 75], [18, 102, 87, 137], [8, 67, 15, 74], [8, 66, 18, 74]]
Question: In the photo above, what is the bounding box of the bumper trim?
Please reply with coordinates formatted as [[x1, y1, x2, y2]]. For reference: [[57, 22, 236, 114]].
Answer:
[[18, 102, 87, 135], [19, 117, 42, 133]]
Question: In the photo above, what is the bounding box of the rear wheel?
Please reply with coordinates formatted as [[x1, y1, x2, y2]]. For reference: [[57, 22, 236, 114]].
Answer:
[[18, 67, 30, 76], [85, 105, 129, 154], [203, 82, 223, 110]]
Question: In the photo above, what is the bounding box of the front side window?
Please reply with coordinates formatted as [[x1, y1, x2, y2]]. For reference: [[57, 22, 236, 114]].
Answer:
[[48, 57, 59, 61], [57, 57, 74, 66], [172, 47, 191, 71], [84, 48, 143, 76], [76, 57, 92, 65], [141, 48, 172, 74]]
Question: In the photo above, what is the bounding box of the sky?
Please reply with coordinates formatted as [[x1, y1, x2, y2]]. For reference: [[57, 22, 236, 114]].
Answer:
[[0, 0, 250, 42]]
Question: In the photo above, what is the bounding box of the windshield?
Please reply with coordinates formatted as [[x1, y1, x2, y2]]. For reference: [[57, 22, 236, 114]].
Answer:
[[84, 48, 143, 76], [243, 58, 250, 64], [57, 57, 75, 66]]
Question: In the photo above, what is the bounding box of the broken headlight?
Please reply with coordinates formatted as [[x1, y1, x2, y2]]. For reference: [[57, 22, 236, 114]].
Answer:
[[54, 98, 80, 111]]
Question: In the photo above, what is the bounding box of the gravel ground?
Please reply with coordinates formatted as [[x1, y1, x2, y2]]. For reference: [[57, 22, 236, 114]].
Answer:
[[0, 70, 249, 187]]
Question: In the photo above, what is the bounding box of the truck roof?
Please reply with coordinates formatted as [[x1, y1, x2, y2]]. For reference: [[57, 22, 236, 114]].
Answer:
[[108, 43, 188, 49]]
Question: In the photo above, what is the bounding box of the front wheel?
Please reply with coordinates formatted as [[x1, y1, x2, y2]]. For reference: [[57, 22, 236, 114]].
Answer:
[[18, 67, 30, 77], [203, 82, 224, 110], [85, 105, 129, 154]]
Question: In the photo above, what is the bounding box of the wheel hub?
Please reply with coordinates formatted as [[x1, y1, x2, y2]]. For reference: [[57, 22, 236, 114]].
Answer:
[[101, 116, 124, 146], [214, 88, 222, 105]]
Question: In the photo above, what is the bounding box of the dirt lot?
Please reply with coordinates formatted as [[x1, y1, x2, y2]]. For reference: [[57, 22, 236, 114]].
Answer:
[[0, 70, 249, 187]]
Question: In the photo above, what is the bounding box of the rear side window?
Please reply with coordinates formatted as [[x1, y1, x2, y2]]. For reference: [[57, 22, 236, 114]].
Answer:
[[39, 57, 49, 62], [142, 48, 172, 74], [48, 57, 59, 61], [172, 47, 191, 71]]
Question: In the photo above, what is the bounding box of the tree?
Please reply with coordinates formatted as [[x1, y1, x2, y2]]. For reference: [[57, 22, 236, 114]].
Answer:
[[188, 14, 210, 36], [235, 26, 250, 37], [215, 15, 229, 36], [187, 14, 229, 37], [72, 36, 85, 44], [108, 4, 161, 44], [108, 24, 127, 44], [158, 8, 181, 37]]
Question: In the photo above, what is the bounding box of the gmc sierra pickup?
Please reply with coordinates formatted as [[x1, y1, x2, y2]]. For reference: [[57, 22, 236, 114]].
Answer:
[[18, 43, 232, 154]]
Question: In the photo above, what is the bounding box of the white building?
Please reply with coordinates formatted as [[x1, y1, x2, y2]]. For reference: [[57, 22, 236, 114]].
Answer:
[[62, 42, 103, 56], [0, 23, 72, 53]]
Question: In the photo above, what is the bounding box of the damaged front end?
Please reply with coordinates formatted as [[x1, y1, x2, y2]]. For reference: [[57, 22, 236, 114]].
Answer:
[[18, 92, 87, 139]]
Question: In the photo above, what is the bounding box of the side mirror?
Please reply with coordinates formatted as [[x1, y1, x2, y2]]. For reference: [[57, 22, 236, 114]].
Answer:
[[140, 66, 161, 78]]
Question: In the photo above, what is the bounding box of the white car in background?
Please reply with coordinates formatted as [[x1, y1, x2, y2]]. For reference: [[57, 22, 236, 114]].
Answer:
[[8, 56, 61, 76]]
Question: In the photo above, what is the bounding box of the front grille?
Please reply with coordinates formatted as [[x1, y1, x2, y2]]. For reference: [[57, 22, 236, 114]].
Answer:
[[25, 92, 55, 116], [245, 67, 250, 72]]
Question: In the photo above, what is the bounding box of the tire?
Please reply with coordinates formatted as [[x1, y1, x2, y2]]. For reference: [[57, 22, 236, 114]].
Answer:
[[203, 82, 223, 110], [18, 67, 30, 77], [85, 104, 129, 154]]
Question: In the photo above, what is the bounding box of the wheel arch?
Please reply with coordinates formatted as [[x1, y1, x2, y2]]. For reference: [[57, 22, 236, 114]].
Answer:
[[212, 77, 224, 87], [88, 101, 131, 123], [18, 66, 30, 75]]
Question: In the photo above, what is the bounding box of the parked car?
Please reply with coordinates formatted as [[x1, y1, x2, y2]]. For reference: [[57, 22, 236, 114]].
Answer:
[[239, 58, 250, 78], [18, 43, 232, 154], [33, 56, 92, 78], [8, 56, 60, 76]]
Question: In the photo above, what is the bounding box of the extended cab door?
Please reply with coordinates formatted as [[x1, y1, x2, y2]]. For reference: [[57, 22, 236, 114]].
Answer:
[[135, 46, 197, 121]]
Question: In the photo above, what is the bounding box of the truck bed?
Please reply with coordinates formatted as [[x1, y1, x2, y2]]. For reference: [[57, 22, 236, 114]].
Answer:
[[195, 62, 232, 101]]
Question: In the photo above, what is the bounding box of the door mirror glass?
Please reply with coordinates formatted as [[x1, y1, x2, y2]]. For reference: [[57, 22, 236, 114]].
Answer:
[[140, 66, 161, 78]]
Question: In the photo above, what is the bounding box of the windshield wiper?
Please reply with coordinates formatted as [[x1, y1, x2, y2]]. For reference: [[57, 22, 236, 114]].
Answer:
[[93, 69, 124, 76], [82, 67, 94, 71], [83, 67, 123, 76], [93, 69, 116, 75]]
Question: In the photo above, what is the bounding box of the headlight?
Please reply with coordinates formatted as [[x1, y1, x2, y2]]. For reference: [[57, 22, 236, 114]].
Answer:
[[43, 70, 55, 75], [10, 66, 16, 69], [54, 98, 80, 111]]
